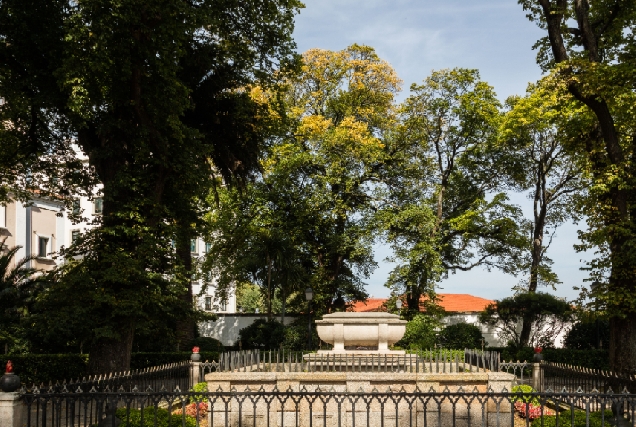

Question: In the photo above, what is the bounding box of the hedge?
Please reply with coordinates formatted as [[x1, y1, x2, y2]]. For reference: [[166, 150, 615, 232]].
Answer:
[[487, 347, 610, 370], [0, 351, 220, 385]]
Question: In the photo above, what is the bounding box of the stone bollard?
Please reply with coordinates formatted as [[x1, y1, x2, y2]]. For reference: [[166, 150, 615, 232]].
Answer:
[[191, 346, 201, 386], [0, 361, 26, 427]]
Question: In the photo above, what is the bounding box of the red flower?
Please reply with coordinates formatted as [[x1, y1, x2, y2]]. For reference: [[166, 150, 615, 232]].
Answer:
[[192, 346, 200, 353], [534, 347, 542, 353]]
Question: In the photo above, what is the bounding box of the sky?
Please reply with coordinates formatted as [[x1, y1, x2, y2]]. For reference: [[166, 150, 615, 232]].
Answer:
[[292, 0, 592, 302]]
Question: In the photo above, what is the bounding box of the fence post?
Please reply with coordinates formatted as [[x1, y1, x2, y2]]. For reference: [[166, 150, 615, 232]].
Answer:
[[191, 347, 201, 387], [0, 392, 26, 427], [532, 363, 542, 391]]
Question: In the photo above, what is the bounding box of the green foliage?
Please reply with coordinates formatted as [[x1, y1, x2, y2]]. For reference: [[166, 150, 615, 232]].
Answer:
[[238, 319, 286, 350], [0, 239, 45, 354], [187, 337, 224, 353], [236, 282, 265, 313], [189, 382, 208, 404], [394, 314, 440, 350], [384, 68, 528, 311], [531, 410, 614, 427], [564, 320, 610, 351], [511, 385, 540, 406], [480, 292, 573, 348], [0, 354, 88, 385], [0, 352, 221, 385], [281, 319, 319, 351], [438, 323, 484, 350], [116, 407, 197, 427]]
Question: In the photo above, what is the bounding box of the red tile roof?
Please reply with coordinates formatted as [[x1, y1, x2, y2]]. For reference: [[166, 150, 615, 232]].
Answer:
[[348, 294, 495, 313]]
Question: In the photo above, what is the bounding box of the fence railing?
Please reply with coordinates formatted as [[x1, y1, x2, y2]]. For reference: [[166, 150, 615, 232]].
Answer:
[[464, 349, 500, 372], [542, 361, 636, 394], [200, 349, 496, 374], [17, 387, 636, 427], [22, 360, 193, 394]]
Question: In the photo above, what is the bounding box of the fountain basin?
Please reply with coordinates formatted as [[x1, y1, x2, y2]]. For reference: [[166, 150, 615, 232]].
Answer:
[[315, 312, 407, 352]]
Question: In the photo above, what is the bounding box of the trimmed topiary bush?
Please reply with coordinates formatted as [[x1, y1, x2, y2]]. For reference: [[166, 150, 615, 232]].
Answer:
[[438, 322, 484, 349], [238, 319, 286, 350]]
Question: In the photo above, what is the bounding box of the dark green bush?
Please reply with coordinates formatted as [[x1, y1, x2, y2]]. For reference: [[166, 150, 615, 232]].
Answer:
[[531, 410, 613, 427], [187, 337, 224, 353], [1, 352, 221, 385], [438, 323, 483, 349], [0, 354, 88, 385], [238, 319, 286, 350], [116, 407, 197, 427], [564, 320, 610, 350]]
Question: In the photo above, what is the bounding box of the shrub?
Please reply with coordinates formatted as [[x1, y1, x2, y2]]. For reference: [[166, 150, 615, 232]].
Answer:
[[238, 319, 286, 350], [531, 410, 613, 427], [511, 385, 540, 406], [130, 352, 219, 369], [438, 323, 483, 349], [187, 337, 224, 353], [116, 407, 197, 427], [486, 347, 609, 370], [189, 382, 208, 404], [564, 320, 609, 350], [0, 354, 88, 385], [394, 314, 438, 350]]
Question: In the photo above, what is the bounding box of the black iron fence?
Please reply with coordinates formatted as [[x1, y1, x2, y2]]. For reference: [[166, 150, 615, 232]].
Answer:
[[18, 386, 636, 427], [24, 360, 193, 394], [542, 362, 636, 394]]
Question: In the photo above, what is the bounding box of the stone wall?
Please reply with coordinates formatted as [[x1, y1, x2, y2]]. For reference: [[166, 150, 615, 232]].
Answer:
[[205, 370, 515, 427]]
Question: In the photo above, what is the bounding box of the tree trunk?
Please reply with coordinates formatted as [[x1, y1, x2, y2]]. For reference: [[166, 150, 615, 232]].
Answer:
[[175, 225, 195, 351], [88, 322, 135, 374], [267, 253, 272, 321], [609, 315, 636, 373]]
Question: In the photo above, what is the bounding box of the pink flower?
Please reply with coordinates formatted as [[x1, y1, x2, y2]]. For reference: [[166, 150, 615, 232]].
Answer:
[[192, 346, 200, 354]]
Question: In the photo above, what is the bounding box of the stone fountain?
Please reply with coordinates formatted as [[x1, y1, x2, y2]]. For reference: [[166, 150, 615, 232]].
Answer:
[[204, 312, 515, 427], [315, 312, 407, 353]]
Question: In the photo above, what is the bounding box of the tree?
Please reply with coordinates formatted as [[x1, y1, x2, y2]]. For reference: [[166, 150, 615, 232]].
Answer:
[[479, 292, 573, 348], [499, 75, 586, 346], [0, 238, 42, 354], [518, 0, 636, 372], [0, 0, 302, 373], [205, 45, 402, 316], [385, 69, 528, 313], [564, 319, 609, 350]]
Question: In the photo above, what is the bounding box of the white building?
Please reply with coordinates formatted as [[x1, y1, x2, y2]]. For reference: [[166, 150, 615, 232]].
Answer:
[[1, 188, 236, 316]]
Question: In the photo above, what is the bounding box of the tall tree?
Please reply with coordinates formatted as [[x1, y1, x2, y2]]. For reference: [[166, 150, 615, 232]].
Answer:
[[518, 0, 636, 372], [386, 69, 528, 313], [205, 45, 402, 315], [0, 0, 302, 373], [500, 76, 586, 346]]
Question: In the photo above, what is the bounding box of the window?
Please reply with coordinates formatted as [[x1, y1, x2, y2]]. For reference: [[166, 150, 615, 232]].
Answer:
[[220, 300, 227, 311], [38, 237, 49, 258], [0, 204, 5, 228], [204, 297, 212, 311], [205, 242, 212, 253], [71, 230, 80, 244], [94, 198, 103, 214], [71, 199, 80, 215], [190, 239, 197, 253]]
